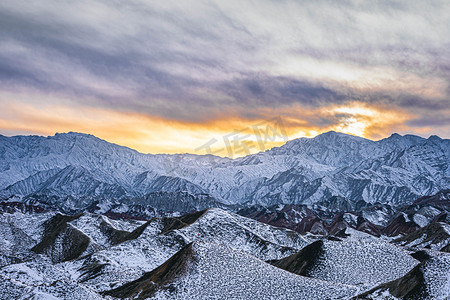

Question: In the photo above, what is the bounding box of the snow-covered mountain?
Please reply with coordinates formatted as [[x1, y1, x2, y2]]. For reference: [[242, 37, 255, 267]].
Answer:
[[1, 131, 449, 299], [1, 207, 448, 299], [1, 131, 449, 213], [105, 241, 359, 299], [0, 208, 312, 298]]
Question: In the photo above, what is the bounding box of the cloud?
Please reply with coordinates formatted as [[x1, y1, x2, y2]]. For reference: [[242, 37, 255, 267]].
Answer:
[[0, 91, 419, 157], [0, 0, 449, 152]]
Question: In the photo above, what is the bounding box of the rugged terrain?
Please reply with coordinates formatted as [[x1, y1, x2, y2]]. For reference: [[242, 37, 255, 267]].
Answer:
[[0, 206, 448, 299], [1, 131, 449, 214], [0, 132, 449, 299]]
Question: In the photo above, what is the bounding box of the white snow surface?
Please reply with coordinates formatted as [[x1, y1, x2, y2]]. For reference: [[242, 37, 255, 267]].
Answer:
[[0, 255, 102, 300], [307, 240, 419, 288], [362, 251, 450, 300], [63, 208, 309, 291], [417, 253, 450, 299], [1, 131, 449, 209], [151, 241, 359, 300], [0, 208, 448, 299]]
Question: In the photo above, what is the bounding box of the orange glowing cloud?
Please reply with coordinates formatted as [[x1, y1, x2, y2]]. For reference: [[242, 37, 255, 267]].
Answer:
[[0, 95, 422, 158]]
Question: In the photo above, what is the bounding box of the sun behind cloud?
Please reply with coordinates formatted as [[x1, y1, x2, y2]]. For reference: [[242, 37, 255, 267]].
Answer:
[[0, 92, 419, 158]]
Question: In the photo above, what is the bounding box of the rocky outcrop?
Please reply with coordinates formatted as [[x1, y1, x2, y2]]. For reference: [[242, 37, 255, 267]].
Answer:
[[267, 240, 323, 275], [103, 242, 195, 299], [31, 213, 102, 262], [392, 222, 450, 252]]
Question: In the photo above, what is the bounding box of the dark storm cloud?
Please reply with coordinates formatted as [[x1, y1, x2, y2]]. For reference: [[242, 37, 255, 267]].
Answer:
[[397, 95, 450, 110], [407, 115, 450, 127]]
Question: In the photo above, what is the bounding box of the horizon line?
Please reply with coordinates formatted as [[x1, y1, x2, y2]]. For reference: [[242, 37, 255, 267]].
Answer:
[[1, 130, 444, 159]]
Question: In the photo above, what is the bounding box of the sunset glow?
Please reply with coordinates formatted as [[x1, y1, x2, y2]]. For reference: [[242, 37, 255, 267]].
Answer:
[[1, 1, 449, 156]]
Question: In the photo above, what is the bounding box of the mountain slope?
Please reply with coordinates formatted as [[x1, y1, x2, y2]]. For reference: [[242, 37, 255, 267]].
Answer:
[[392, 222, 450, 252], [105, 241, 359, 299], [0, 204, 448, 299], [269, 239, 419, 289], [51, 208, 308, 291], [357, 253, 450, 299], [1, 131, 449, 212]]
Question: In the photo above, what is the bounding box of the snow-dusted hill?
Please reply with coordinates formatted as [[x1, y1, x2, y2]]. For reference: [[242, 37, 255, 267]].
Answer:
[[0, 131, 449, 213], [0, 208, 308, 291], [105, 241, 359, 299], [0, 206, 449, 299], [1, 131, 449, 299], [358, 251, 450, 299], [236, 189, 450, 239], [279, 239, 418, 288]]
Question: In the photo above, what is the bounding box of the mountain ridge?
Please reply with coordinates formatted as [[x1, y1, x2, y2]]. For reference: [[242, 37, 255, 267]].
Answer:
[[1, 131, 449, 213]]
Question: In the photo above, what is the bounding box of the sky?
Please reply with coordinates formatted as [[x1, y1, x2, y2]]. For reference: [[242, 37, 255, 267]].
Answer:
[[1, 0, 449, 157]]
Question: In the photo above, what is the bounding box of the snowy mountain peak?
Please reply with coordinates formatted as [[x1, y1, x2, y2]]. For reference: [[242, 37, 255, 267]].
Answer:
[[55, 131, 95, 138], [1, 131, 449, 211], [316, 130, 369, 140], [428, 134, 443, 142]]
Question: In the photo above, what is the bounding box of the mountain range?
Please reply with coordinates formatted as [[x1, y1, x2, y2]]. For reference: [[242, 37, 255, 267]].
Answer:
[[1, 207, 449, 299], [1, 131, 449, 299], [0, 131, 449, 215]]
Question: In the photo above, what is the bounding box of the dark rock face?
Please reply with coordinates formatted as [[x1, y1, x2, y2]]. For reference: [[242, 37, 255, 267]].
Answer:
[[104, 220, 152, 245], [237, 189, 450, 240], [77, 259, 108, 283], [159, 209, 208, 235], [410, 250, 431, 262], [356, 264, 427, 299], [299, 216, 329, 235], [433, 212, 449, 223], [267, 240, 324, 276], [382, 214, 420, 237], [356, 221, 382, 237], [103, 243, 195, 299], [238, 204, 381, 237], [97, 218, 135, 245], [31, 213, 99, 262], [413, 189, 450, 209], [0, 201, 47, 214], [441, 243, 450, 252], [392, 222, 450, 252]]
